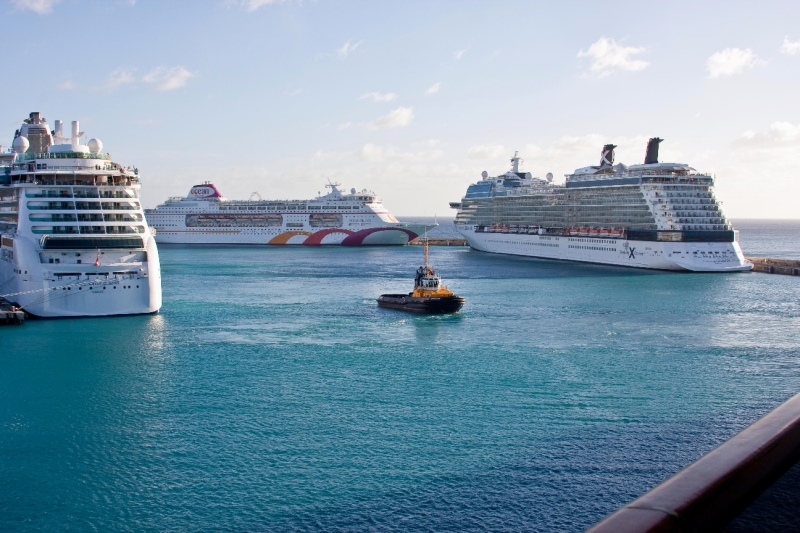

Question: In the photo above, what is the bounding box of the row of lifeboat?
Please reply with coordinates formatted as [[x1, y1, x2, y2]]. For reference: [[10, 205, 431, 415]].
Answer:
[[483, 225, 626, 238], [565, 228, 625, 238], [485, 224, 543, 234]]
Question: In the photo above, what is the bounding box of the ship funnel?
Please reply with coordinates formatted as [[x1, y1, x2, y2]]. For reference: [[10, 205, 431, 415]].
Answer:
[[71, 120, 80, 151], [644, 137, 663, 164], [600, 144, 617, 166], [54, 120, 63, 139]]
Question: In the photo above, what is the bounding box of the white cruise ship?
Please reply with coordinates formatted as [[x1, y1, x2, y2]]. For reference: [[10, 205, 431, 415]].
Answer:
[[146, 182, 429, 246], [0, 112, 162, 317], [451, 139, 752, 272]]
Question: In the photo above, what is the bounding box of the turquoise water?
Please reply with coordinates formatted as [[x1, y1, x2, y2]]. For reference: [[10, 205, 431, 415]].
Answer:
[[2, 245, 800, 532]]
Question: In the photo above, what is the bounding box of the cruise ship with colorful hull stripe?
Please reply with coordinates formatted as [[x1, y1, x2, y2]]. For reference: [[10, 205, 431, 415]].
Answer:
[[145, 182, 429, 246]]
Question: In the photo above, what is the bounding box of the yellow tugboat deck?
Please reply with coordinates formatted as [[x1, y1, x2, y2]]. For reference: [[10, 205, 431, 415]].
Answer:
[[411, 285, 455, 298]]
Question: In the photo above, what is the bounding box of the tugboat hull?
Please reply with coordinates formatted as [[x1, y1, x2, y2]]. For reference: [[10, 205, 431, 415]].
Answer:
[[377, 294, 465, 314]]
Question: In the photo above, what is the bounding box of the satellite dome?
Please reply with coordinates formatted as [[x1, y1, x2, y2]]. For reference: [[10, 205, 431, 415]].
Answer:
[[88, 138, 103, 154], [351, 188, 356, 194], [524, 172, 532, 179], [546, 172, 554, 182], [12, 136, 29, 154], [481, 171, 488, 179]]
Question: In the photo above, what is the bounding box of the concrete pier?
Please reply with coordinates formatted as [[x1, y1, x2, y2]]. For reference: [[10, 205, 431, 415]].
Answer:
[[0, 300, 25, 325], [746, 257, 800, 276], [409, 238, 469, 246]]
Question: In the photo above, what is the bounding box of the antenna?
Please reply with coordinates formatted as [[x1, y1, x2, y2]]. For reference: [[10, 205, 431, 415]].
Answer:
[[424, 237, 429, 273], [249, 192, 262, 201]]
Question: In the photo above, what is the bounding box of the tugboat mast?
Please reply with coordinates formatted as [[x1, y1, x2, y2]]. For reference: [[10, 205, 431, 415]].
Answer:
[[424, 237, 430, 274]]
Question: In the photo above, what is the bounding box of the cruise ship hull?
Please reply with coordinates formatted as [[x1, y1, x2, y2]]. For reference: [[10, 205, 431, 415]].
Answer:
[[459, 227, 752, 272], [152, 225, 429, 246], [0, 235, 162, 318]]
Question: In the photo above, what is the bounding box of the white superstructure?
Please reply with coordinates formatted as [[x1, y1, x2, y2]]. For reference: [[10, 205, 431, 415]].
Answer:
[[0, 112, 162, 317], [452, 140, 752, 272], [146, 182, 429, 246]]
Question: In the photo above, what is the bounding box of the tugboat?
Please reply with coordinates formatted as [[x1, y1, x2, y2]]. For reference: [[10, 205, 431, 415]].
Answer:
[[377, 239, 465, 314]]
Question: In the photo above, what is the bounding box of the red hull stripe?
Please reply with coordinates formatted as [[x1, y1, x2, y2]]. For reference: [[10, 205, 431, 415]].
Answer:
[[341, 227, 418, 246], [302, 228, 355, 246]]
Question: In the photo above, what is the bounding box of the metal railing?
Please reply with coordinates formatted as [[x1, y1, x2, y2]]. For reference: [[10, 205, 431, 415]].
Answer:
[[15, 151, 111, 161], [585, 392, 800, 533]]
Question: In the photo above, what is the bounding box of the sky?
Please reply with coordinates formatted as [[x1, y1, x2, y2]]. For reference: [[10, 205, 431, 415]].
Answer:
[[2, 0, 799, 218]]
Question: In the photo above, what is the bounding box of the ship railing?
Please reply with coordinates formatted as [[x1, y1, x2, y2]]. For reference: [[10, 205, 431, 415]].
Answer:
[[568, 170, 711, 181], [15, 152, 111, 161], [23, 190, 135, 200], [21, 165, 121, 172], [16, 176, 138, 187], [585, 391, 800, 533]]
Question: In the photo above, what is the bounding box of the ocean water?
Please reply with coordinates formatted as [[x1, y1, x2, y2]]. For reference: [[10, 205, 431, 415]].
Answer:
[[2, 244, 800, 532]]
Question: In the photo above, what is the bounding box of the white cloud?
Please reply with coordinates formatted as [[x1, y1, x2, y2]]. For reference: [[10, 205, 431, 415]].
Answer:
[[232, 0, 288, 11], [781, 37, 800, 56], [56, 81, 76, 90], [337, 122, 352, 130], [522, 134, 652, 179], [311, 149, 351, 162], [336, 39, 363, 59], [10, 0, 60, 14], [706, 48, 763, 78], [359, 91, 398, 103], [454, 49, 467, 60], [467, 144, 506, 160], [368, 107, 414, 130], [577, 37, 649, 77], [713, 122, 800, 218], [425, 83, 440, 95], [358, 143, 442, 163], [142, 66, 195, 91], [104, 68, 136, 90], [736, 121, 800, 146], [312, 143, 442, 164]]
